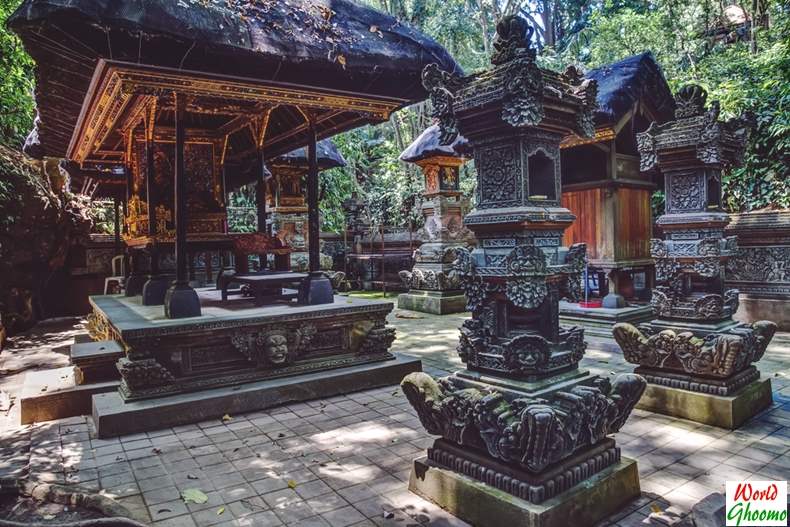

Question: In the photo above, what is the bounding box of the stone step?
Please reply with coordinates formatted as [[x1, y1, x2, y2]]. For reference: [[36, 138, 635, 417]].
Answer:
[[70, 340, 124, 385], [20, 367, 119, 424]]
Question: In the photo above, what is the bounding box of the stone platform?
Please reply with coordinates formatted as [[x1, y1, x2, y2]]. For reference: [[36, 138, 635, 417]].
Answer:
[[397, 290, 467, 315], [636, 377, 773, 429], [559, 300, 653, 338], [88, 290, 399, 401], [92, 354, 421, 437], [409, 455, 640, 527]]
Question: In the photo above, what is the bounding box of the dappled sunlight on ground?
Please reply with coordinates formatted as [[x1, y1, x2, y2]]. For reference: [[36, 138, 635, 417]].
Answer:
[[1, 311, 789, 526]]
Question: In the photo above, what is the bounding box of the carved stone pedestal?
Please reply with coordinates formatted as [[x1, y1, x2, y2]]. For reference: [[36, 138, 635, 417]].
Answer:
[[613, 84, 777, 428], [400, 16, 646, 527], [637, 378, 772, 429], [409, 455, 640, 527], [397, 289, 467, 315]]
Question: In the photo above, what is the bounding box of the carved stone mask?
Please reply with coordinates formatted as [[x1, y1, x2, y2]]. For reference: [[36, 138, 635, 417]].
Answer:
[[265, 334, 289, 364]]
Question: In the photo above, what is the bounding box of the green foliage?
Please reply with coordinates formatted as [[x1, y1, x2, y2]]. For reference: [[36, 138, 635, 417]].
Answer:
[[561, 1, 790, 213], [0, 145, 93, 332], [0, 0, 34, 147]]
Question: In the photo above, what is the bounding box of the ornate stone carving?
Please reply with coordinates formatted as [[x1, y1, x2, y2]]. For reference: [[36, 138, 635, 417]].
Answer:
[[230, 325, 317, 367], [405, 16, 637, 508], [626, 82, 775, 400], [117, 357, 174, 394], [401, 371, 646, 473], [359, 325, 396, 355], [422, 64, 461, 145], [613, 321, 776, 380]]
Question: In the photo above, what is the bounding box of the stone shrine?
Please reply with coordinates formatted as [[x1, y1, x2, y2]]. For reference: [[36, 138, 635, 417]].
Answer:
[[401, 16, 646, 526], [267, 141, 346, 270], [397, 124, 475, 314], [613, 84, 777, 429]]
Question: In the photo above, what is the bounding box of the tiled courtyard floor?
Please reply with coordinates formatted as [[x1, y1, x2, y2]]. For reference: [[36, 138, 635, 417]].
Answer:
[[1, 306, 789, 527]]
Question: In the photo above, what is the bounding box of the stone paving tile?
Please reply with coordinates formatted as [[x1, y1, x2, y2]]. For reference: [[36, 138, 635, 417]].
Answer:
[[5, 315, 790, 527]]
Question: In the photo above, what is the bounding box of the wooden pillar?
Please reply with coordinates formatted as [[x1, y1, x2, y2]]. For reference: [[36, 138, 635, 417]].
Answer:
[[307, 120, 319, 273], [174, 95, 188, 286], [113, 197, 121, 254], [164, 93, 201, 318], [256, 148, 268, 269], [144, 136, 160, 276]]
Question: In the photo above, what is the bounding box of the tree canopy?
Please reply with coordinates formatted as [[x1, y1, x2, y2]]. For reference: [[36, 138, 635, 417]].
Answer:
[[1, 0, 788, 225]]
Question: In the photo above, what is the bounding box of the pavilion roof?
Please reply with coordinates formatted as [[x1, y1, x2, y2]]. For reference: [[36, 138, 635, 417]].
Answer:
[[272, 139, 346, 170], [8, 0, 461, 160], [399, 124, 470, 163], [586, 52, 675, 126]]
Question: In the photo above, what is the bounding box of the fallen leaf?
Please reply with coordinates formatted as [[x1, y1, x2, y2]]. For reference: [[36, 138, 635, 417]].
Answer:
[[187, 473, 199, 480], [152, 448, 162, 455], [181, 488, 209, 504], [287, 480, 297, 489], [277, 433, 285, 438], [383, 511, 395, 519], [337, 54, 346, 69], [217, 506, 225, 515], [369, 25, 378, 32], [222, 414, 232, 423], [42, 514, 56, 520], [650, 503, 663, 514], [157, 508, 172, 514]]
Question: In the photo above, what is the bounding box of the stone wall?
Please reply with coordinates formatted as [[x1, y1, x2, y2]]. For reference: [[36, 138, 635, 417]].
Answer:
[[725, 209, 790, 330]]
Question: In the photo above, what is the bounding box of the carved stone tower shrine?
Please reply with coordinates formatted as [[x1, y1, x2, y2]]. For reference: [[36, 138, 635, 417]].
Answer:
[[613, 84, 777, 429], [397, 124, 475, 314], [400, 16, 647, 526]]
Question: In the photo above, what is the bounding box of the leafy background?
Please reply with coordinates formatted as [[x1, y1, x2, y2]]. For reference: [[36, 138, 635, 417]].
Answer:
[[1, 0, 788, 228]]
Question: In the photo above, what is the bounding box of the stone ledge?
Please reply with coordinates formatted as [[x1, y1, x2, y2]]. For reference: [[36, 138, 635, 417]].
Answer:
[[21, 367, 119, 425], [93, 354, 421, 438], [397, 290, 468, 315], [636, 377, 772, 429], [408, 455, 640, 527]]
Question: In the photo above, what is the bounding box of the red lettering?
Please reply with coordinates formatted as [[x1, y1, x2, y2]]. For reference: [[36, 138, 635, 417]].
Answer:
[[734, 483, 752, 501]]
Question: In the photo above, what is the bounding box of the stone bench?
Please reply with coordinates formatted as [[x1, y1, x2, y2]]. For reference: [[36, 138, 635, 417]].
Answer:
[[70, 340, 124, 385]]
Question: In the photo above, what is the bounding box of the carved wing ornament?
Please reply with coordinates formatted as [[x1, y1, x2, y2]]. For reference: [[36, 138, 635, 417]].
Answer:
[[422, 64, 462, 146]]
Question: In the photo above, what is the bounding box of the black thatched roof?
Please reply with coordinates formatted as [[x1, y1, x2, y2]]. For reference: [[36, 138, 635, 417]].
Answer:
[[586, 52, 675, 125], [8, 0, 461, 159], [399, 124, 470, 163], [272, 139, 346, 169]]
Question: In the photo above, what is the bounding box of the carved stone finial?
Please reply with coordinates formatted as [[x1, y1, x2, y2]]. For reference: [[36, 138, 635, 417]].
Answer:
[[491, 15, 535, 65], [674, 84, 708, 119], [422, 64, 460, 145]]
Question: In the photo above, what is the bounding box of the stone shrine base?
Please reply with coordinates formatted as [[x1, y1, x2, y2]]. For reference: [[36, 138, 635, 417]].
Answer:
[[558, 301, 652, 338], [397, 289, 468, 315], [92, 354, 420, 438], [636, 378, 772, 429], [408, 455, 640, 527]]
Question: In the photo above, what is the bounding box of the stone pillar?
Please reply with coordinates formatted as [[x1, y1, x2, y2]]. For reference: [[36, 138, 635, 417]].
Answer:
[[400, 17, 646, 526], [397, 125, 475, 314], [613, 84, 777, 429]]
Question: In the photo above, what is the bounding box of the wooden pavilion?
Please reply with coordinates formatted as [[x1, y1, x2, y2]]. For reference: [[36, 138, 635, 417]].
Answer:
[[559, 52, 675, 335], [9, 0, 458, 435]]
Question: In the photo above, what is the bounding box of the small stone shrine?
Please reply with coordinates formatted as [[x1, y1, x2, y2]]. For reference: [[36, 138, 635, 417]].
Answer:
[[400, 16, 646, 526], [268, 140, 346, 270], [613, 84, 777, 429], [397, 124, 475, 314]]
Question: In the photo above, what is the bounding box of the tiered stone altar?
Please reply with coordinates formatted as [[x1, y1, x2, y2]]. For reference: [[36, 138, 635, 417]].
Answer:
[[613, 84, 777, 429], [397, 124, 475, 314], [400, 17, 646, 526], [87, 291, 418, 437]]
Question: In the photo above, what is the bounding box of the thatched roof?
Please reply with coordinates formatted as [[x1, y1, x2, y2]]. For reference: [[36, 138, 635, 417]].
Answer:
[[399, 124, 470, 163], [586, 52, 675, 125], [272, 139, 346, 170], [8, 0, 461, 159]]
